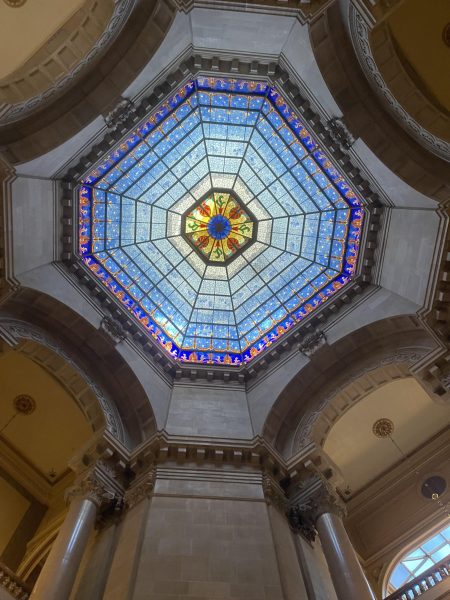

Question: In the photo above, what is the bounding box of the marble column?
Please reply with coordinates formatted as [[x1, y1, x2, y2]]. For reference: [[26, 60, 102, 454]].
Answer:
[[292, 478, 375, 600], [30, 472, 110, 600], [316, 510, 375, 600]]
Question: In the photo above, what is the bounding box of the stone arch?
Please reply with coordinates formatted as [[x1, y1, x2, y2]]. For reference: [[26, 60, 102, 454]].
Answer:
[[0, 0, 116, 105], [0, 324, 115, 439], [0, 287, 158, 447], [311, 362, 413, 449], [0, 0, 176, 164], [308, 2, 450, 204], [263, 315, 438, 459]]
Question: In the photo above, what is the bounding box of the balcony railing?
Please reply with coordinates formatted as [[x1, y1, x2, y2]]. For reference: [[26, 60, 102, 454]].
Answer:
[[387, 557, 450, 600], [0, 563, 31, 600]]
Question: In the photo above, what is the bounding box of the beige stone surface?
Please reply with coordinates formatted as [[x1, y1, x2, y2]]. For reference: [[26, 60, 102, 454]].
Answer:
[[132, 494, 284, 599], [103, 499, 151, 600]]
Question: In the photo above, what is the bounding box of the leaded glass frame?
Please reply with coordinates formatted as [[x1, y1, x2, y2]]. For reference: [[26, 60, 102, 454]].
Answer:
[[183, 189, 257, 264], [74, 73, 367, 367]]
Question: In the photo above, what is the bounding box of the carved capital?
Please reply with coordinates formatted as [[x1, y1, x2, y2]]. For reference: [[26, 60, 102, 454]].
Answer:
[[125, 468, 157, 509], [287, 506, 317, 543], [65, 471, 114, 509], [292, 473, 346, 526]]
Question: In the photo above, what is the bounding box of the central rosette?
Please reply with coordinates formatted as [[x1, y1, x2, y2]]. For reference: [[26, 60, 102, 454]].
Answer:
[[184, 191, 255, 263]]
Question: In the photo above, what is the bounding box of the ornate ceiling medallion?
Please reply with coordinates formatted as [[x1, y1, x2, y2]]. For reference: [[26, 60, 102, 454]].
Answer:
[[13, 394, 36, 415], [76, 75, 365, 367], [184, 191, 254, 263], [372, 418, 394, 438]]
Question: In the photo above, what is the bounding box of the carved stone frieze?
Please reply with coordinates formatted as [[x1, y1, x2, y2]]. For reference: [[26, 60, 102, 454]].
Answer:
[[100, 316, 127, 343], [326, 118, 355, 150], [298, 330, 327, 357], [125, 468, 157, 509], [262, 472, 287, 512]]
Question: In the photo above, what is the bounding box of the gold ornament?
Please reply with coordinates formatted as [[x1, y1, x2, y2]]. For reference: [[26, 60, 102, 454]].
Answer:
[[372, 418, 394, 438], [13, 394, 36, 415]]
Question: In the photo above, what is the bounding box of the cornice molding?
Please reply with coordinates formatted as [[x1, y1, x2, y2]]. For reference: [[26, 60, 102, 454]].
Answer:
[[173, 0, 334, 23], [71, 430, 325, 513]]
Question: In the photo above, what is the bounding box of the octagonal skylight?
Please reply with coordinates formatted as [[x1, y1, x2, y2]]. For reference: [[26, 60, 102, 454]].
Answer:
[[78, 76, 364, 366]]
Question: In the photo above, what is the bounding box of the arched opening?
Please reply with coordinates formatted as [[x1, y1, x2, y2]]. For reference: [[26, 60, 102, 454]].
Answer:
[[384, 521, 450, 596], [263, 315, 437, 458], [323, 377, 449, 496], [0, 344, 95, 586], [0, 287, 158, 447]]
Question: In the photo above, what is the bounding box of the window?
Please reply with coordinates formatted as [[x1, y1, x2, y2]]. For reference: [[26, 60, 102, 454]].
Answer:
[[386, 523, 450, 594]]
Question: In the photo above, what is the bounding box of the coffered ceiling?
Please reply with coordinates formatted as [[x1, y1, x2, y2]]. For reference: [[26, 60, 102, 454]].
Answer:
[[0, 0, 85, 79]]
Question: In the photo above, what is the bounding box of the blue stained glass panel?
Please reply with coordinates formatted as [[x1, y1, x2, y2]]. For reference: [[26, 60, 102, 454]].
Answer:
[[78, 76, 364, 365]]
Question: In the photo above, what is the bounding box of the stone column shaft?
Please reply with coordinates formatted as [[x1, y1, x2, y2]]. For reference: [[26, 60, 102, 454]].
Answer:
[[30, 496, 97, 600], [316, 512, 375, 600]]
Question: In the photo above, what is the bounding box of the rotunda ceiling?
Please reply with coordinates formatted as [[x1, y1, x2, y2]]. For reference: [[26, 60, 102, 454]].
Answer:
[[76, 76, 365, 367]]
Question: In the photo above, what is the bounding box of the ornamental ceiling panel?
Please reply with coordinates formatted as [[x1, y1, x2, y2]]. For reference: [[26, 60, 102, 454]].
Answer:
[[76, 76, 365, 367]]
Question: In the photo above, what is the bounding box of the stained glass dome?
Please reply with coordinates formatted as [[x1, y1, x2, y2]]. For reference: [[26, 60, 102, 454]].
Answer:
[[78, 76, 364, 366]]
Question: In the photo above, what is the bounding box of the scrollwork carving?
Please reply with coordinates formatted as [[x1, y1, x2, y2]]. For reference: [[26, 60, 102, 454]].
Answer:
[[104, 98, 137, 131], [100, 316, 127, 343], [125, 468, 157, 509], [299, 330, 327, 357], [291, 473, 346, 528], [287, 506, 317, 543], [65, 471, 116, 509]]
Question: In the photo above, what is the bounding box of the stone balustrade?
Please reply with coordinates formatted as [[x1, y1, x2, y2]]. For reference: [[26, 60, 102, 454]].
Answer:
[[0, 562, 31, 600], [387, 557, 450, 600]]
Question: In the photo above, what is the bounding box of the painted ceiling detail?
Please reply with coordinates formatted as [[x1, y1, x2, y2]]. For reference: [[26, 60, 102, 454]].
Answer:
[[184, 191, 255, 264], [77, 76, 364, 366]]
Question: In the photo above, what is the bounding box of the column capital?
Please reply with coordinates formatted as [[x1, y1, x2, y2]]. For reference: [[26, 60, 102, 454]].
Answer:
[[65, 462, 122, 510], [290, 472, 346, 528]]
